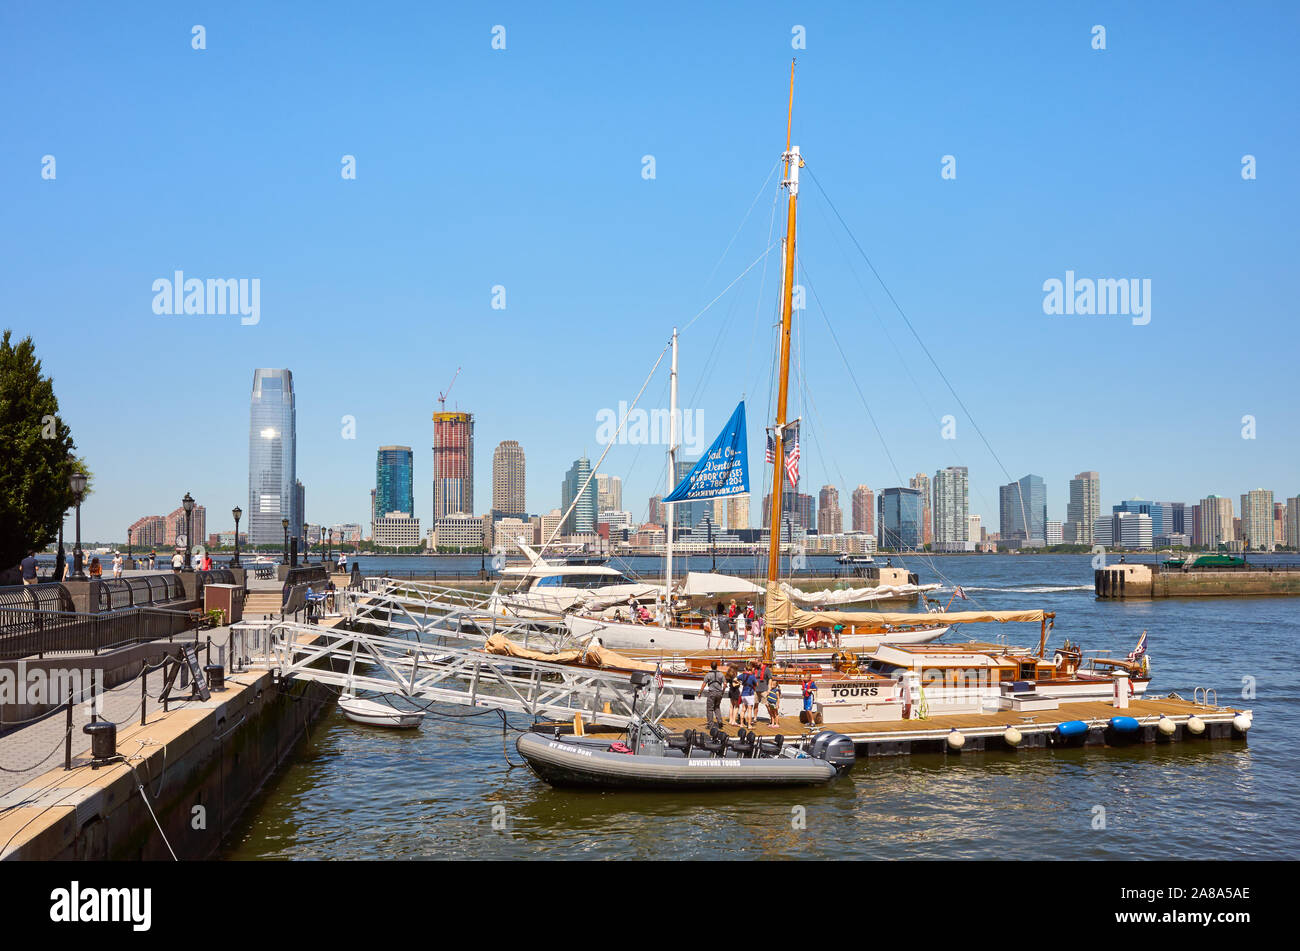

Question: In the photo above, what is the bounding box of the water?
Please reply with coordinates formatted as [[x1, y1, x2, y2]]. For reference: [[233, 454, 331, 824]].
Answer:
[[221, 554, 1299, 859]]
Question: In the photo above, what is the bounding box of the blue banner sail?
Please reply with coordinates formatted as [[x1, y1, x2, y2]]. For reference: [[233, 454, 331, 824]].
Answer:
[[663, 401, 749, 503]]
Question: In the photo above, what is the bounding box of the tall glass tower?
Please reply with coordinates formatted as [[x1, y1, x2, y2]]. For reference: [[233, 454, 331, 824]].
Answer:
[[561, 456, 597, 534], [376, 446, 415, 517], [248, 369, 297, 546]]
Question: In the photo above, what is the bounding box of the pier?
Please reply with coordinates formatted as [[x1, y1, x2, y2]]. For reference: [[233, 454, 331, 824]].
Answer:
[[1095, 562, 1300, 598]]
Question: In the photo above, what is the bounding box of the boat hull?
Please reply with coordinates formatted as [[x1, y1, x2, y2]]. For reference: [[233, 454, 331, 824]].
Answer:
[[338, 696, 426, 729], [516, 732, 837, 788]]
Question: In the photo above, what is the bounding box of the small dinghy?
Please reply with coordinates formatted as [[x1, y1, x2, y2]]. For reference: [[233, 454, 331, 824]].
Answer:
[[337, 693, 425, 729]]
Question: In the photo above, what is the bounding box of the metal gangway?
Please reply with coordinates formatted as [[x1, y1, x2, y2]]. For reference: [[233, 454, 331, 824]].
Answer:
[[231, 616, 680, 728]]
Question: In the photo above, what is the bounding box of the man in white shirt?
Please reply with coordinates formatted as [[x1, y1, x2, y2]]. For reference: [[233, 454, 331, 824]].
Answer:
[[112, 553, 123, 578], [171, 551, 183, 573]]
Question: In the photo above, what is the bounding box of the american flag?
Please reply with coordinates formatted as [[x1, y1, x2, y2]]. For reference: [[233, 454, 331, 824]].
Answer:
[[765, 432, 776, 463], [783, 424, 800, 486], [953, 585, 969, 601], [1126, 631, 1148, 662]]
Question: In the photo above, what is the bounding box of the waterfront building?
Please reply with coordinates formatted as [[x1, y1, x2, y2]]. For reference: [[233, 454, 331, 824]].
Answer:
[[968, 514, 981, 544], [851, 485, 874, 535], [1240, 488, 1275, 551], [1113, 500, 1164, 539], [431, 513, 485, 550], [164, 503, 206, 548], [933, 466, 970, 551], [127, 515, 167, 549], [1169, 501, 1187, 535], [1066, 471, 1101, 545], [492, 517, 532, 553], [331, 523, 363, 544], [432, 410, 474, 521], [878, 487, 922, 551], [1286, 496, 1300, 549], [648, 495, 663, 524], [374, 514, 422, 549], [817, 485, 843, 536], [376, 446, 415, 519], [492, 441, 526, 518], [595, 473, 622, 514], [1092, 515, 1114, 547], [1045, 520, 1064, 546], [909, 473, 933, 547], [248, 368, 297, 547], [999, 474, 1047, 546], [669, 457, 710, 529], [538, 509, 564, 546], [1114, 512, 1153, 549], [727, 494, 751, 531], [1275, 502, 1286, 549], [762, 491, 815, 532], [561, 456, 597, 535], [598, 510, 634, 532], [1197, 495, 1235, 549]]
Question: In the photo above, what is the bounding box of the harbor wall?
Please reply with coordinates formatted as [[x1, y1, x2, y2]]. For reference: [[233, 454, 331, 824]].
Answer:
[[1, 666, 334, 860], [1095, 565, 1300, 598]]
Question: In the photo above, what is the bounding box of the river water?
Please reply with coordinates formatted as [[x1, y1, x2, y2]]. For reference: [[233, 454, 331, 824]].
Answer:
[[220, 554, 1299, 859]]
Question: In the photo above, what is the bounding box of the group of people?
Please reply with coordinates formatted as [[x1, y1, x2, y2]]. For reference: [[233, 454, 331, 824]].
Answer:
[[798, 624, 844, 650], [700, 659, 817, 733], [713, 598, 762, 649]]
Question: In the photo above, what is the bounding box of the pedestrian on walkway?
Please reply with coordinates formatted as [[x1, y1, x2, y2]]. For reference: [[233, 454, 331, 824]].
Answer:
[[149, 550, 156, 570], [20, 550, 38, 585], [766, 679, 783, 728], [89, 556, 103, 578], [739, 662, 759, 728], [111, 551, 123, 578], [171, 550, 183, 573], [54, 544, 66, 581], [726, 664, 741, 726]]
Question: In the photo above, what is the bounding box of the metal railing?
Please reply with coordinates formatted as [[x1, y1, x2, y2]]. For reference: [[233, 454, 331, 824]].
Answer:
[[91, 575, 185, 612], [0, 605, 201, 661]]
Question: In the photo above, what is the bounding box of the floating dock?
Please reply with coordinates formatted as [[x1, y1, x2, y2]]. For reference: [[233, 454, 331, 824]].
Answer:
[[571, 696, 1250, 758], [1096, 563, 1300, 598]]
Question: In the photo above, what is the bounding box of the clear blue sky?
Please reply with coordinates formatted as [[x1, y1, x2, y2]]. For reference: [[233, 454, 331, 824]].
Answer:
[[3, 1, 1297, 541]]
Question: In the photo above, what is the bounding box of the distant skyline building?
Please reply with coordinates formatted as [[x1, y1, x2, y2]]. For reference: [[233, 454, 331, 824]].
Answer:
[[127, 514, 167, 549], [933, 466, 970, 551], [909, 473, 933, 548], [596, 473, 622, 514], [1240, 488, 1275, 551], [561, 456, 597, 535], [1197, 495, 1235, 549], [817, 485, 843, 536], [762, 491, 814, 533], [878, 487, 922, 551], [669, 457, 709, 530], [1286, 496, 1300, 549], [999, 473, 1047, 546], [1066, 471, 1101, 545], [375, 446, 415, 518], [492, 440, 526, 518], [432, 410, 474, 521], [1113, 499, 1164, 540], [851, 485, 874, 535], [647, 495, 663, 525], [727, 494, 750, 532], [248, 368, 297, 547]]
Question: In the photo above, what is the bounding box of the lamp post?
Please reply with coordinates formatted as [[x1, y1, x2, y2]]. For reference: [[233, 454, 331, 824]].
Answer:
[[127, 527, 133, 567], [70, 471, 87, 580], [281, 517, 290, 565], [232, 506, 242, 567], [326, 529, 333, 567], [182, 492, 195, 572], [302, 523, 309, 564]]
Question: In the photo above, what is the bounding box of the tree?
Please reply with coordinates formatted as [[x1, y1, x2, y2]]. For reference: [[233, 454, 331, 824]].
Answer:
[[0, 331, 80, 570]]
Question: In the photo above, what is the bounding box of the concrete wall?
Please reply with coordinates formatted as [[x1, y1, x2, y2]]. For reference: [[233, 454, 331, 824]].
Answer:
[[1097, 565, 1300, 598]]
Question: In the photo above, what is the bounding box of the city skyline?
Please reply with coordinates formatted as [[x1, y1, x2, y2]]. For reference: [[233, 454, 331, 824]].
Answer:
[[7, 5, 1296, 542]]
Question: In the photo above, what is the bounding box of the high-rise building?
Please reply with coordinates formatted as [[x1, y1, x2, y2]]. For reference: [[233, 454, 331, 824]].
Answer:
[[1286, 496, 1300, 549], [248, 368, 297, 546], [999, 474, 1047, 545], [817, 485, 843, 536], [727, 494, 750, 531], [1115, 512, 1153, 549], [878, 487, 922, 551], [1066, 471, 1100, 545], [933, 466, 970, 551], [1114, 500, 1164, 540], [492, 440, 526, 517], [432, 411, 474, 521], [1197, 495, 1235, 549], [647, 495, 664, 525], [595, 473, 622, 514], [851, 485, 874, 535], [164, 504, 206, 548], [968, 514, 981, 544], [909, 473, 932, 547], [762, 491, 814, 532], [1240, 489, 1275, 551], [1045, 520, 1064, 546], [561, 456, 597, 535], [373, 515, 422, 549], [128, 515, 167, 549], [1169, 501, 1187, 535], [669, 458, 709, 529], [376, 446, 415, 519], [294, 481, 306, 550]]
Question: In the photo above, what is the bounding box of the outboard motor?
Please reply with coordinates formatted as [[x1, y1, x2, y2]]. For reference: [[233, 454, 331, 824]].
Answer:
[[811, 731, 856, 772]]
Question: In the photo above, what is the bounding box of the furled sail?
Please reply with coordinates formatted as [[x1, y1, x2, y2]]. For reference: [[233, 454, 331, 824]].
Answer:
[[764, 584, 1046, 630]]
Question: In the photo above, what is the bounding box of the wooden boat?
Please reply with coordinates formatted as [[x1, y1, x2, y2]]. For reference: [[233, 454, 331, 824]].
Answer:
[[337, 693, 426, 729]]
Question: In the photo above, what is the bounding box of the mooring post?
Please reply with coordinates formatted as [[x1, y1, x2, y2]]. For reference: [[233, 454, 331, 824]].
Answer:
[[141, 661, 147, 726]]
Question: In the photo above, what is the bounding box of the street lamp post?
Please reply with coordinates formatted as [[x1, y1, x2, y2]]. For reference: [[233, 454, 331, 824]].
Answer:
[[326, 529, 333, 567], [127, 527, 133, 567], [70, 471, 87, 580], [302, 523, 309, 564], [232, 506, 242, 567], [182, 492, 195, 572], [281, 518, 290, 566]]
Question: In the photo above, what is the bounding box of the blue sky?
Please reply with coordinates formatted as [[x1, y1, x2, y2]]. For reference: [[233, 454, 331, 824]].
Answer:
[[3, 1, 1297, 541]]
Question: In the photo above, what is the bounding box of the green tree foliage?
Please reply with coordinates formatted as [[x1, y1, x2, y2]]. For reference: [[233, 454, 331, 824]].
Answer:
[[0, 331, 80, 569]]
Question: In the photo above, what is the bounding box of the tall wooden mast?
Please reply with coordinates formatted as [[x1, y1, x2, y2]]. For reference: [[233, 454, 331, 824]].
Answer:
[[764, 60, 800, 663]]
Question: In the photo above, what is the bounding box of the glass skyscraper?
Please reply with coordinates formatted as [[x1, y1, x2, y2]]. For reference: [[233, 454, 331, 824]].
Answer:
[[248, 369, 297, 547], [561, 456, 597, 534], [999, 473, 1046, 544], [376, 446, 415, 518], [878, 487, 922, 551]]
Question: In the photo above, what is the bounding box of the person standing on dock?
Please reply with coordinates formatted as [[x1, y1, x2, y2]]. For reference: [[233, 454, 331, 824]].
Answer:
[[149, 550, 156, 570], [702, 662, 726, 729], [766, 679, 782, 728], [726, 665, 741, 726], [739, 663, 759, 728], [171, 550, 183, 573], [112, 551, 122, 578], [54, 544, 66, 581], [20, 550, 38, 585]]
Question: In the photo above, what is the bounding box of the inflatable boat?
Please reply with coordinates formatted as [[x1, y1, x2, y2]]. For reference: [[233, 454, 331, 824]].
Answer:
[[517, 721, 855, 789]]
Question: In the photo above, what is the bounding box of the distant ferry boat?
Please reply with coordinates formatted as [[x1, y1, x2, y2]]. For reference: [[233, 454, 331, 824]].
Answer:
[[836, 554, 875, 565]]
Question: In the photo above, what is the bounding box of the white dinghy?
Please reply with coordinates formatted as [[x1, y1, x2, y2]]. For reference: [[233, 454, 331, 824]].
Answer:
[[337, 693, 426, 729]]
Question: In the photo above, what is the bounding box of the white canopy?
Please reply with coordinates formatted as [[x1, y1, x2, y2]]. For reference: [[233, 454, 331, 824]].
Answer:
[[678, 572, 766, 598]]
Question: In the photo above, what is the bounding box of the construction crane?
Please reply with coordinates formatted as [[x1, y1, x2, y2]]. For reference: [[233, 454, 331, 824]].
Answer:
[[438, 366, 461, 411]]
